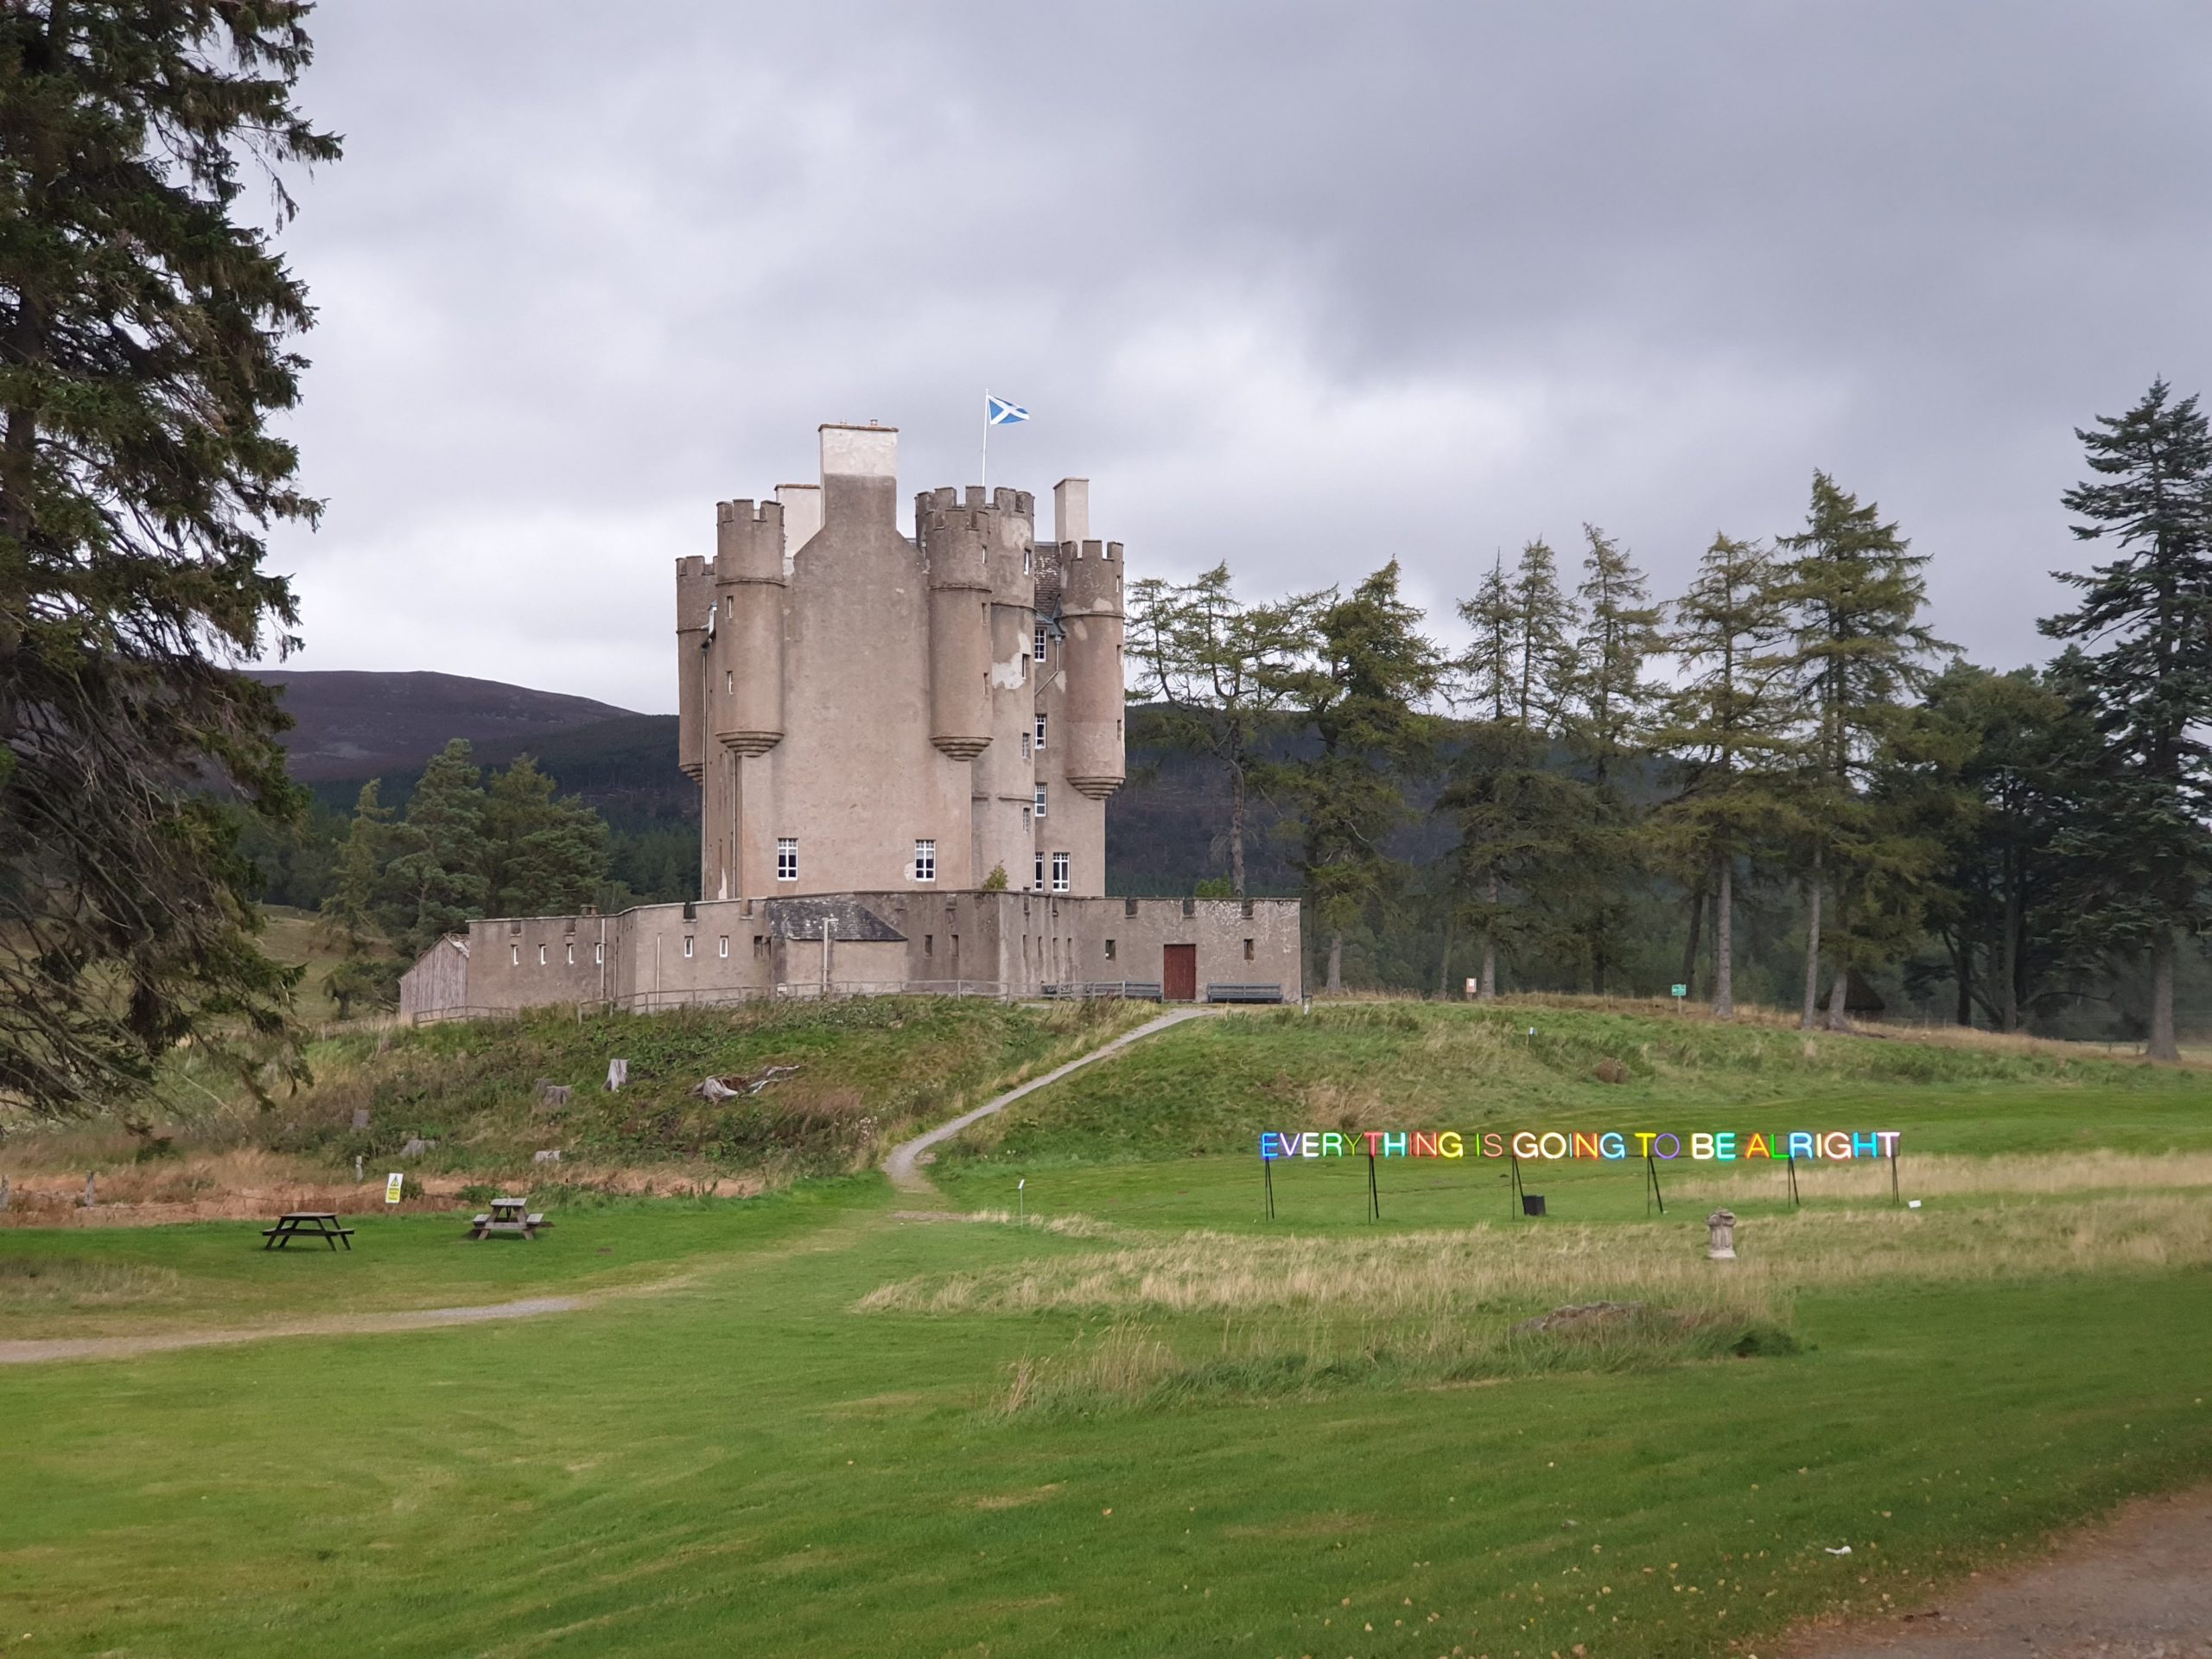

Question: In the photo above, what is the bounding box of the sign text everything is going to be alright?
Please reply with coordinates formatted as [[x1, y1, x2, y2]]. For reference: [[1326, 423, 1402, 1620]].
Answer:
[[1258, 1129, 1902, 1163]]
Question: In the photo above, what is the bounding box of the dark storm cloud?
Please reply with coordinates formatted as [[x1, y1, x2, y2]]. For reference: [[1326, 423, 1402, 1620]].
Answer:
[[267, 2, 2212, 709]]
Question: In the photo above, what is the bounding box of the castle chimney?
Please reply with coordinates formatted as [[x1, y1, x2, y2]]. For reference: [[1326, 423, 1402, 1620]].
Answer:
[[1053, 478, 1090, 547], [776, 482, 822, 570], [819, 423, 898, 530]]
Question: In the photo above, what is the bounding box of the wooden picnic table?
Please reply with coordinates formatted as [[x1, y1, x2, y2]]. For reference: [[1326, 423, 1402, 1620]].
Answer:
[[262, 1211, 356, 1251], [467, 1196, 550, 1241]]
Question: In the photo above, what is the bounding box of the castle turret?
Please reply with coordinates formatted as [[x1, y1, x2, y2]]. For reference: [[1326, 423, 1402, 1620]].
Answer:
[[920, 486, 1006, 760], [674, 555, 711, 781], [710, 499, 786, 755], [1059, 536, 1126, 799]]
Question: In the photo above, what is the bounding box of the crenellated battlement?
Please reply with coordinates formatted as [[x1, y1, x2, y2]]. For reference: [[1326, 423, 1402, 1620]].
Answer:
[[916, 486, 1034, 531]]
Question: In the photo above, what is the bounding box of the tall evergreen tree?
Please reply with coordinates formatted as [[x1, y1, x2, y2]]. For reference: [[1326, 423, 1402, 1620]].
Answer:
[[482, 754, 611, 918], [1443, 543, 1585, 998], [1125, 563, 1318, 895], [1559, 525, 1663, 993], [1274, 563, 1441, 993], [319, 780, 392, 956], [382, 740, 488, 955], [2040, 379, 2212, 1060], [0, 4, 339, 1116], [1777, 472, 1944, 1029], [1650, 533, 1796, 1018]]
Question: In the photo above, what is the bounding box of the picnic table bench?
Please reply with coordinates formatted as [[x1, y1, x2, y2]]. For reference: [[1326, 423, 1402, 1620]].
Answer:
[[262, 1212, 356, 1251], [468, 1196, 550, 1240]]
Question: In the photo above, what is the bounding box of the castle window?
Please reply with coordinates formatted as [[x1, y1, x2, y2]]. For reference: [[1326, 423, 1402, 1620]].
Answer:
[[1033, 624, 1047, 662], [566, 943, 575, 965], [777, 838, 798, 881], [1021, 806, 1031, 829], [726, 671, 733, 695], [1105, 938, 1116, 961], [594, 942, 604, 965], [925, 933, 934, 957], [719, 936, 729, 958], [753, 935, 766, 957], [1021, 731, 1030, 759], [1035, 715, 1046, 751], [1034, 786, 1047, 819], [1244, 938, 1255, 962], [1052, 852, 1070, 893], [913, 839, 937, 882], [1033, 853, 1046, 892], [683, 937, 694, 958], [1023, 547, 1032, 574], [511, 944, 519, 966]]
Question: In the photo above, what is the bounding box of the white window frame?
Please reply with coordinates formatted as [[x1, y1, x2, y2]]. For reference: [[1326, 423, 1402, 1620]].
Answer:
[[511, 944, 519, 966], [719, 936, 729, 958], [1034, 786, 1048, 819], [537, 944, 547, 966], [683, 936, 695, 958], [1033, 852, 1046, 892], [1021, 805, 1031, 829], [1033, 623, 1048, 662], [566, 943, 575, 965], [1052, 852, 1071, 893], [1035, 714, 1046, 751], [594, 942, 604, 965], [1020, 730, 1031, 759], [777, 837, 798, 882], [912, 838, 938, 882]]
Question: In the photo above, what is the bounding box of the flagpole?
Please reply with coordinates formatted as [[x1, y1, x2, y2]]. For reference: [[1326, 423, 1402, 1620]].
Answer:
[[980, 389, 988, 492]]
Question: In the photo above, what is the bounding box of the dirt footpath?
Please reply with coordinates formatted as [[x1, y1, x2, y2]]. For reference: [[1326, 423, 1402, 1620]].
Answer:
[[1785, 1487, 2212, 1658]]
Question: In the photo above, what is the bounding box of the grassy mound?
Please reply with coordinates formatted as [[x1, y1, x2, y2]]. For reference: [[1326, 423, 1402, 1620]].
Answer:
[[238, 997, 1152, 1179], [944, 1001, 2208, 1167]]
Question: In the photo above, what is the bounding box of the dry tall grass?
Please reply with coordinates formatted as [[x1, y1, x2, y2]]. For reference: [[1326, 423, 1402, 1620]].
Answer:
[[1672, 1149, 2212, 1203], [860, 1195, 2212, 1324]]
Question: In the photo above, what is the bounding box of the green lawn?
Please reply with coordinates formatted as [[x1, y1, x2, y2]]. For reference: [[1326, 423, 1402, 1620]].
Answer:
[[4, 1004, 2211, 1656]]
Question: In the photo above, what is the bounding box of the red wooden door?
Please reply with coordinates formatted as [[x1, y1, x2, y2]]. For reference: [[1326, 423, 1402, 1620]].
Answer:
[[1163, 944, 1198, 1001]]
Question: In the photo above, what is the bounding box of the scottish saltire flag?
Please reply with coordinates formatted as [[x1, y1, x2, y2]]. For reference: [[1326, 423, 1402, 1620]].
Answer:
[[987, 394, 1029, 426]]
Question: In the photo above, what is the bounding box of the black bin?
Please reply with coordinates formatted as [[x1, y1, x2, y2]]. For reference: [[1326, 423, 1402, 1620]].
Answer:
[[1521, 1194, 1547, 1217]]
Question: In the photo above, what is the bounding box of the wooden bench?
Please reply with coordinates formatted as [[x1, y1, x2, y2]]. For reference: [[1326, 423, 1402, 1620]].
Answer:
[[262, 1212, 356, 1251]]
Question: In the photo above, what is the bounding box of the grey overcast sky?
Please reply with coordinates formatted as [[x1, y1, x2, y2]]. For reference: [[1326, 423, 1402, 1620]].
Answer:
[[266, 1, 2212, 713]]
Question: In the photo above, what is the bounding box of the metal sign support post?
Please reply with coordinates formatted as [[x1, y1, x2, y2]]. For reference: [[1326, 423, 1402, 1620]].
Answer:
[[1509, 1153, 1527, 1220], [1262, 1154, 1275, 1221], [1366, 1150, 1381, 1223], [1890, 1144, 1900, 1206], [1787, 1153, 1801, 1208], [1643, 1152, 1664, 1217]]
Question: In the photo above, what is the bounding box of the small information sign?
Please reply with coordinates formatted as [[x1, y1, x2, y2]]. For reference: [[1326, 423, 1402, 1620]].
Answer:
[[384, 1172, 404, 1205], [1670, 983, 1688, 1000], [1465, 977, 1478, 996]]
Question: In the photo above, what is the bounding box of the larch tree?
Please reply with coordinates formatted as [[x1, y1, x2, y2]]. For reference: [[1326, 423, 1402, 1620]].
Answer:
[[1124, 563, 1319, 896], [1443, 545, 1581, 998], [0, 3, 340, 1115], [1649, 534, 1796, 1018], [2039, 379, 2212, 1061], [1777, 472, 1943, 1029], [1560, 524, 1664, 994], [1274, 563, 1441, 994]]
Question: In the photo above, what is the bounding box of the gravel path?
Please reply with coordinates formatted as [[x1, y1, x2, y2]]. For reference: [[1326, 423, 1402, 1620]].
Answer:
[[883, 1006, 1216, 1192], [1783, 1486, 2212, 1657]]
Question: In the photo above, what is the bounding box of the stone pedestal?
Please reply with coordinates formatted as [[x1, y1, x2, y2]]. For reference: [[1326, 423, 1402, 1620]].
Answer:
[[1707, 1209, 1738, 1260]]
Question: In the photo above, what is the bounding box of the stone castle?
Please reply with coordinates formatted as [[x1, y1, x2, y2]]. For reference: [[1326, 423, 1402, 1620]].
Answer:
[[400, 423, 1303, 1020]]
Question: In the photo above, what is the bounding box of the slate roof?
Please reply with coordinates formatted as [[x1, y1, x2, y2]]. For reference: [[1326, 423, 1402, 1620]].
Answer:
[[765, 896, 907, 943], [1032, 542, 1065, 619]]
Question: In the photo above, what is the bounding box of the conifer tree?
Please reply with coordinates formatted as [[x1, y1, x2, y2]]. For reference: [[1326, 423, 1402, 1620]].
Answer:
[[1778, 473, 1943, 1028], [1558, 525, 1663, 993], [1651, 534, 1796, 1018], [1443, 544, 1583, 997], [319, 781, 393, 957], [383, 740, 488, 955], [1275, 563, 1441, 993], [1126, 563, 1319, 895], [0, 3, 338, 1115], [2039, 379, 2212, 1060], [1510, 537, 1577, 731], [482, 754, 611, 918]]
